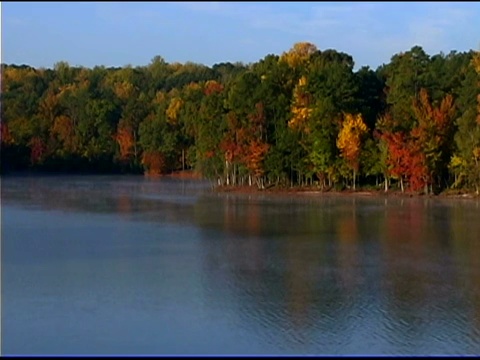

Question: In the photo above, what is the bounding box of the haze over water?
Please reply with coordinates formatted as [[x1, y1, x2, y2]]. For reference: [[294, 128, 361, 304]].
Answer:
[[2, 175, 480, 355]]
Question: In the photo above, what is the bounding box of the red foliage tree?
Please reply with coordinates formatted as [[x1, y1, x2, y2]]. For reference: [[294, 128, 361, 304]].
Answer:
[[29, 136, 46, 165], [114, 125, 135, 161], [203, 80, 224, 96], [242, 102, 269, 187], [141, 151, 166, 175], [0, 122, 14, 145], [381, 131, 428, 192]]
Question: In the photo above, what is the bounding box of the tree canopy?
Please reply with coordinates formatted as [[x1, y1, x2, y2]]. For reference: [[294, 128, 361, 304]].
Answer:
[[2, 44, 479, 194]]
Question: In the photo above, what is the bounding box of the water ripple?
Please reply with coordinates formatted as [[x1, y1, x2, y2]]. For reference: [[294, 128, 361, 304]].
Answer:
[[3, 176, 480, 355]]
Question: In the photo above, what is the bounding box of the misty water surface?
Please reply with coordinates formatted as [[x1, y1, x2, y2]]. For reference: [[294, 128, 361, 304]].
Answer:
[[2, 175, 480, 355]]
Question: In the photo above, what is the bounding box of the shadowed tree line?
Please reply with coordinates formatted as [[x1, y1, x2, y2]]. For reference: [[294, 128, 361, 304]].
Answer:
[[1, 43, 479, 194]]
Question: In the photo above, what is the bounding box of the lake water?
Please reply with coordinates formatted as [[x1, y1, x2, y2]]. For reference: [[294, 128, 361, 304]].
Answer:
[[2, 175, 480, 355]]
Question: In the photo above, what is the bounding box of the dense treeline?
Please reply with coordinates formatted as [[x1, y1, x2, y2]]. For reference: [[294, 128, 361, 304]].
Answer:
[[1, 43, 479, 194]]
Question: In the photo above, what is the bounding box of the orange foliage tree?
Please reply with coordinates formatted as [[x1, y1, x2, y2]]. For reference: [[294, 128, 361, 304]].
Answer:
[[114, 124, 135, 161], [1, 122, 14, 146], [52, 115, 79, 154], [243, 102, 270, 188], [141, 151, 166, 176], [203, 80, 224, 96], [219, 111, 242, 185], [412, 88, 455, 193]]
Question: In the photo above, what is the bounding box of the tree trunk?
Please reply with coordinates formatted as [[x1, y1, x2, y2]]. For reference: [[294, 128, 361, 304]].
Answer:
[[225, 160, 230, 186], [256, 177, 264, 190], [353, 169, 356, 191], [182, 149, 185, 171], [133, 131, 138, 162], [290, 164, 293, 188], [400, 177, 404, 193], [384, 176, 388, 192], [232, 164, 236, 186]]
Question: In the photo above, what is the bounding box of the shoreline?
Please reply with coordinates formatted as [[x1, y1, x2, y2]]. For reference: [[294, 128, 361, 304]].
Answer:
[[162, 170, 204, 180], [2, 169, 478, 200], [212, 184, 479, 200]]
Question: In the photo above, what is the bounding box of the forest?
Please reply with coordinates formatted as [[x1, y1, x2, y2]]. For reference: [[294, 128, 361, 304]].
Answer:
[[1, 42, 479, 194]]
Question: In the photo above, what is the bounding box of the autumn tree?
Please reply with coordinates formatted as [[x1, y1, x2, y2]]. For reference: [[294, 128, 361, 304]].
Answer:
[[280, 42, 318, 69], [165, 93, 188, 170], [242, 102, 270, 188], [2, 43, 480, 194], [251, 54, 295, 186], [452, 51, 480, 193], [225, 71, 269, 186], [379, 131, 409, 192], [105, 67, 149, 169], [336, 113, 368, 190], [304, 49, 358, 188], [288, 76, 312, 131], [138, 94, 176, 175], [412, 88, 456, 193], [114, 124, 135, 162]]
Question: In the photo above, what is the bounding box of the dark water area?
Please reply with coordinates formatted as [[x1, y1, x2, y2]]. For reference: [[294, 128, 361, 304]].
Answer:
[[2, 175, 480, 355]]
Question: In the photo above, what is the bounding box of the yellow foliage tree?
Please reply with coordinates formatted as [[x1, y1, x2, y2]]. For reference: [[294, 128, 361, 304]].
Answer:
[[288, 76, 312, 132], [114, 81, 136, 101], [186, 82, 201, 92], [280, 42, 318, 68], [3, 67, 38, 92], [336, 113, 368, 190], [154, 91, 167, 106], [166, 97, 184, 125], [473, 50, 480, 73]]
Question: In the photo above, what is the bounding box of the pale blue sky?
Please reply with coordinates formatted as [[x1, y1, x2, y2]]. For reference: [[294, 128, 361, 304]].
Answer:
[[2, 2, 479, 70]]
